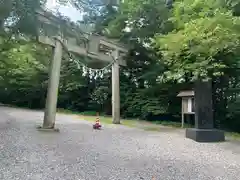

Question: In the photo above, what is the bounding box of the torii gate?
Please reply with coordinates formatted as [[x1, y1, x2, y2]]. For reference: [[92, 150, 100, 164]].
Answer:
[[36, 8, 128, 131]]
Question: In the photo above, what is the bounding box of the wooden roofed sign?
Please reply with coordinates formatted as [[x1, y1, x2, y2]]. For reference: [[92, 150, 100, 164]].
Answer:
[[36, 7, 128, 130], [177, 90, 194, 97], [177, 90, 195, 128]]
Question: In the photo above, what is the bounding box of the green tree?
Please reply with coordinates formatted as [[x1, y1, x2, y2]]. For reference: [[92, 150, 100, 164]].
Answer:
[[99, 0, 184, 119], [153, 0, 240, 129], [0, 0, 45, 35], [153, 0, 240, 82], [0, 37, 51, 107], [106, 0, 171, 39]]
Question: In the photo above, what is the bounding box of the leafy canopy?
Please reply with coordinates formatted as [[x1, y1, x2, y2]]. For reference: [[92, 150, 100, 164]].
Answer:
[[106, 0, 170, 40], [153, 0, 240, 82], [0, 0, 45, 35]]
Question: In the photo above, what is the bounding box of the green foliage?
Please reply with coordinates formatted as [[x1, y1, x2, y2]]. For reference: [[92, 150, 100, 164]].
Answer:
[[223, 96, 240, 131], [90, 86, 109, 105], [152, 0, 240, 132], [0, 37, 50, 107], [106, 0, 171, 40], [0, 0, 43, 35], [123, 89, 168, 119], [153, 0, 240, 82]]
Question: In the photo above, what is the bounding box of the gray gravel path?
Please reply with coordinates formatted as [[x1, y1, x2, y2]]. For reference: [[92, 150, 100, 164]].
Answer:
[[0, 107, 240, 180]]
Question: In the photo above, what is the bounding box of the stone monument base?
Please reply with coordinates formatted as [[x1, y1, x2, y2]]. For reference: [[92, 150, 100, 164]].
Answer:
[[36, 125, 60, 132], [186, 128, 225, 142]]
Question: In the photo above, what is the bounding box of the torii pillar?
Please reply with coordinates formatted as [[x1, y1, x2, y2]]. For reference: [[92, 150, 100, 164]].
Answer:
[[112, 50, 120, 124], [43, 37, 63, 129], [37, 36, 63, 131]]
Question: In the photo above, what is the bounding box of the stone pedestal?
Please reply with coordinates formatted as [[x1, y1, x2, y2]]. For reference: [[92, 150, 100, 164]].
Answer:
[[186, 128, 225, 142], [36, 125, 60, 132]]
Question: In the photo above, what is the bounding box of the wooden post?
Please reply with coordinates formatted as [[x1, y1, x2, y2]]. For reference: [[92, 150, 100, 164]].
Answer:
[[42, 38, 63, 129], [112, 50, 120, 124], [181, 100, 184, 128]]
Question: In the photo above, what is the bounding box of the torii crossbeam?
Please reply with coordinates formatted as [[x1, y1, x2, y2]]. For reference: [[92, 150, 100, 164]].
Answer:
[[36, 8, 128, 130]]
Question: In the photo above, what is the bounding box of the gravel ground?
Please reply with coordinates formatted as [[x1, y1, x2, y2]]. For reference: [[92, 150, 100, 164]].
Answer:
[[0, 107, 240, 180]]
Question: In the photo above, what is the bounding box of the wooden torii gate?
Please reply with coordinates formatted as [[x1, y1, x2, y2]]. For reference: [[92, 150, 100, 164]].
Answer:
[[36, 8, 128, 130]]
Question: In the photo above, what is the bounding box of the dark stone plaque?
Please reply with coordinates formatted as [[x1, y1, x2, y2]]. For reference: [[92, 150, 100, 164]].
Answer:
[[194, 80, 214, 129], [185, 80, 225, 142]]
